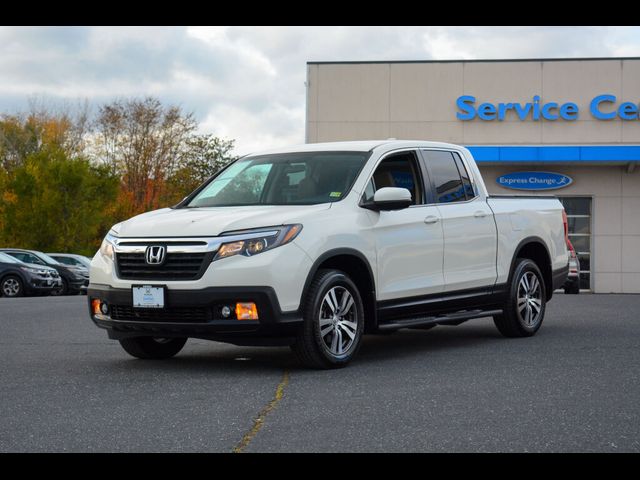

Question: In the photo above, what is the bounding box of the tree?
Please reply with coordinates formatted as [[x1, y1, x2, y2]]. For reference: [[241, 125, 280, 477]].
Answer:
[[0, 100, 89, 173], [163, 134, 237, 205], [94, 97, 197, 216], [0, 96, 238, 255], [0, 147, 119, 256]]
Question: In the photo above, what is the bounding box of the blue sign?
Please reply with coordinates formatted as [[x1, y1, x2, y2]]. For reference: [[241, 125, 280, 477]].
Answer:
[[457, 94, 640, 121], [496, 172, 573, 191]]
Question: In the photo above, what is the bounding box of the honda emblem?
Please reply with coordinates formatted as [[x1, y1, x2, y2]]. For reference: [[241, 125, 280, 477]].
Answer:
[[145, 246, 166, 265]]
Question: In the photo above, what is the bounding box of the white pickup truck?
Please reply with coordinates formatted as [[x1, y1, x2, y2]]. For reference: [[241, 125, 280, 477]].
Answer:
[[89, 140, 569, 368]]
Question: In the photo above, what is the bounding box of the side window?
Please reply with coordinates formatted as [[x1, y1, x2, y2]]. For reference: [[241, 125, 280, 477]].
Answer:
[[28, 254, 44, 264], [8, 252, 26, 262], [423, 150, 467, 204], [452, 152, 477, 199], [365, 152, 424, 205], [362, 178, 376, 203]]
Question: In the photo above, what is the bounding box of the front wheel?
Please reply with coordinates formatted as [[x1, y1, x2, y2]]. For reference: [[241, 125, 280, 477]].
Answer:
[[291, 269, 365, 369], [51, 278, 68, 296], [1, 275, 24, 297], [119, 337, 187, 359], [493, 258, 546, 338]]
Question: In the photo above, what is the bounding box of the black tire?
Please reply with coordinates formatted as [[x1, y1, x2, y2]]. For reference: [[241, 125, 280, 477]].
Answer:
[[564, 283, 579, 295], [291, 269, 365, 369], [51, 278, 68, 296], [493, 258, 546, 338], [119, 337, 187, 359], [1, 275, 24, 298]]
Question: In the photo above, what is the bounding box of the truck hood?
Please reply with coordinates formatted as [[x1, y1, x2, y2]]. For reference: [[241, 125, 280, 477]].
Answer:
[[114, 204, 332, 238]]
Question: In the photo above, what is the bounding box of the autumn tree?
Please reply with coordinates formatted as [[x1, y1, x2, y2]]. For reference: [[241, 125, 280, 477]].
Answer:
[[94, 97, 197, 216], [0, 100, 89, 172], [0, 97, 238, 255], [0, 107, 118, 255]]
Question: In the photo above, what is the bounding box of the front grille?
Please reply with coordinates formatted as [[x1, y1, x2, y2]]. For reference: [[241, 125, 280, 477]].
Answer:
[[115, 252, 209, 280], [110, 305, 210, 323]]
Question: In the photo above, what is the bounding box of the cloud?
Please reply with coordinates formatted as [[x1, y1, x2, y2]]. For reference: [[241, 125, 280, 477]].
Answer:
[[0, 26, 639, 155]]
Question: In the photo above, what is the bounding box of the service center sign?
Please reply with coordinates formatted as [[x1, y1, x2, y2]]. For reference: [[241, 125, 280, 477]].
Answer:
[[497, 172, 573, 191], [456, 94, 640, 121]]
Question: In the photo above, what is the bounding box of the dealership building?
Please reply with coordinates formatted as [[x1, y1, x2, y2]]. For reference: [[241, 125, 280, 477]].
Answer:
[[305, 57, 640, 293]]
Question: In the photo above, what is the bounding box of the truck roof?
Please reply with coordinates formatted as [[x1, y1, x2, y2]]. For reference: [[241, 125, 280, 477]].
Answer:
[[246, 140, 466, 156]]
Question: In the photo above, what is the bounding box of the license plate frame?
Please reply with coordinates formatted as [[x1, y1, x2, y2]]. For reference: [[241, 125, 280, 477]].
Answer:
[[132, 285, 166, 309]]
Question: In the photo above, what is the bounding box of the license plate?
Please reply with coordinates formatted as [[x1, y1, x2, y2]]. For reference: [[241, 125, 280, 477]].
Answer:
[[132, 286, 165, 308]]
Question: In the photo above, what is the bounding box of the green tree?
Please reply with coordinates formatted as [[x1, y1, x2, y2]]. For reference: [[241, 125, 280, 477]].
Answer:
[[163, 134, 237, 204], [0, 147, 119, 256]]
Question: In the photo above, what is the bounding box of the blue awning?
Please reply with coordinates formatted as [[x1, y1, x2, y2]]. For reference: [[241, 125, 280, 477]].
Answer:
[[467, 145, 640, 163]]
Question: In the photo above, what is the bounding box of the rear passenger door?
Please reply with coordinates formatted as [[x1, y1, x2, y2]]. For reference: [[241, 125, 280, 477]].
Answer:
[[420, 150, 497, 292]]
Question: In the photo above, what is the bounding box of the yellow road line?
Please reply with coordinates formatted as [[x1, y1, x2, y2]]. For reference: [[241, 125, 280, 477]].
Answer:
[[233, 369, 290, 453]]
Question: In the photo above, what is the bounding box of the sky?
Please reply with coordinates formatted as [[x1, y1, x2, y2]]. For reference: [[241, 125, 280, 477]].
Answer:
[[1, 26, 640, 155]]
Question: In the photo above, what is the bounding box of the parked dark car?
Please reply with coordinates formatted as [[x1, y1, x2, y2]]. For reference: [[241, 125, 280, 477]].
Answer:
[[0, 249, 86, 295], [563, 240, 580, 294], [0, 252, 61, 297], [47, 253, 91, 270], [47, 253, 91, 294]]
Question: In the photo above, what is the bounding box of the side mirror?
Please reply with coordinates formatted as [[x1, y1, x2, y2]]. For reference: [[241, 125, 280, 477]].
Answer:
[[362, 187, 412, 211]]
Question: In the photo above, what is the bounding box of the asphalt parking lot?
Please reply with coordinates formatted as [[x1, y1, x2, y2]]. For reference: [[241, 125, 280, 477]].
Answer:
[[0, 294, 639, 452]]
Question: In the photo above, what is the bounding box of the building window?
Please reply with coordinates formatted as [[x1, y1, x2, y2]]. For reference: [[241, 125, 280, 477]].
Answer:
[[558, 196, 591, 291]]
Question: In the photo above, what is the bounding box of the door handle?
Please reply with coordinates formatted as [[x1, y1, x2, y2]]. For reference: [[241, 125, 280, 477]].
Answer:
[[424, 216, 439, 224], [474, 210, 488, 218]]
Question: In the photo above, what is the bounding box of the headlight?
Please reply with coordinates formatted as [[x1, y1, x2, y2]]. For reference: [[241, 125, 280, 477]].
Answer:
[[100, 232, 117, 261], [20, 267, 49, 275], [215, 224, 302, 261]]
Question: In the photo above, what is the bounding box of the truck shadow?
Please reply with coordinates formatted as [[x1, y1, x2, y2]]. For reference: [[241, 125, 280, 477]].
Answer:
[[109, 320, 517, 373]]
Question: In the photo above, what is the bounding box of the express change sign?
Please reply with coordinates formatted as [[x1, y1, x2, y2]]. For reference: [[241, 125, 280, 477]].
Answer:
[[496, 172, 573, 191]]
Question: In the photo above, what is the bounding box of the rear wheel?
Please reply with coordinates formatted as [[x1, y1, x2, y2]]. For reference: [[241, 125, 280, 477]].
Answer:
[[119, 337, 187, 359], [291, 269, 364, 369], [493, 258, 546, 338], [1, 275, 23, 297]]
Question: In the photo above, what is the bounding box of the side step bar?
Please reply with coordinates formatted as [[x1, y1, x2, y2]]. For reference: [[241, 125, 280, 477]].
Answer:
[[377, 309, 503, 332]]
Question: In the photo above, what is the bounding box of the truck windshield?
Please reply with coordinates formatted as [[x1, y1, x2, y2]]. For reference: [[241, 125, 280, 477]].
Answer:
[[186, 151, 369, 207]]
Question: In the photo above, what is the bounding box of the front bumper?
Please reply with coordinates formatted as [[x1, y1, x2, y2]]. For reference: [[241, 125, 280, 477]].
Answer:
[[68, 278, 88, 292], [24, 274, 60, 293], [87, 284, 302, 345]]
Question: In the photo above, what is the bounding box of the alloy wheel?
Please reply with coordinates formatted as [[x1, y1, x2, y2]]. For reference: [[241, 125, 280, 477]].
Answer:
[[2, 278, 21, 297], [318, 286, 359, 356], [517, 271, 543, 327]]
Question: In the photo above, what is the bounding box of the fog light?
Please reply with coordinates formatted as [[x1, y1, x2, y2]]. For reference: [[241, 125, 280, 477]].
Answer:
[[221, 305, 232, 318], [100, 302, 109, 315], [91, 299, 101, 315], [235, 302, 258, 320]]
